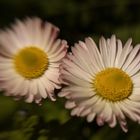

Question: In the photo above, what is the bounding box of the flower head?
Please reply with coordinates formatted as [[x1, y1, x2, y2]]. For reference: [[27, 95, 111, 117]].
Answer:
[[59, 35, 140, 132], [0, 17, 68, 104]]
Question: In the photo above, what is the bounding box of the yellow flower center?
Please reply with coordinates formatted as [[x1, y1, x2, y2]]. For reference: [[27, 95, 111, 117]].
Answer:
[[93, 68, 133, 102], [13, 46, 48, 79]]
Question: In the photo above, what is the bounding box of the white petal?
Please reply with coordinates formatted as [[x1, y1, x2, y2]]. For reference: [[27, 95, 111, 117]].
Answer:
[[29, 79, 38, 95], [85, 37, 105, 70], [45, 68, 60, 84], [71, 44, 99, 75], [92, 98, 106, 114], [96, 115, 105, 126], [78, 96, 99, 107], [25, 94, 34, 103], [119, 121, 128, 133], [117, 38, 132, 68], [37, 79, 47, 98], [20, 80, 30, 96], [87, 112, 96, 122], [40, 75, 56, 101], [58, 91, 70, 97], [99, 36, 109, 67], [108, 35, 117, 67], [111, 102, 126, 120], [108, 115, 117, 128], [119, 102, 137, 122], [129, 94, 140, 101], [62, 72, 92, 88], [71, 106, 84, 116], [65, 101, 76, 109], [114, 39, 123, 67], [45, 24, 59, 51], [62, 58, 92, 82], [3, 76, 24, 96], [99, 101, 113, 122], [47, 39, 61, 54], [80, 108, 91, 117], [122, 44, 140, 71], [67, 50, 99, 74], [127, 62, 140, 76]]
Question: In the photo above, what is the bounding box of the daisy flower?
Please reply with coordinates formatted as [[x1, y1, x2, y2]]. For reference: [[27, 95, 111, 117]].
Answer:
[[0, 17, 68, 104], [59, 35, 140, 132]]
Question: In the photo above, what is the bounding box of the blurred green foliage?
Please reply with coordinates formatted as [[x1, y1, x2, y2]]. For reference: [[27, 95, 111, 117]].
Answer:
[[0, 0, 140, 139]]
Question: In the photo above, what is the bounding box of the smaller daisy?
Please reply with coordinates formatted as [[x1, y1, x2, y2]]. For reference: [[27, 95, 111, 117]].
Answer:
[[59, 35, 140, 132], [0, 17, 68, 104]]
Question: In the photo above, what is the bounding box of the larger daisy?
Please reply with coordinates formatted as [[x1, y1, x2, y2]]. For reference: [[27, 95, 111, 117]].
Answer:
[[59, 35, 140, 132], [0, 17, 68, 104]]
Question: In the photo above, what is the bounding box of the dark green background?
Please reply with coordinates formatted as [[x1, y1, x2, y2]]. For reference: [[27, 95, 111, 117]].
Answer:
[[0, 0, 140, 140]]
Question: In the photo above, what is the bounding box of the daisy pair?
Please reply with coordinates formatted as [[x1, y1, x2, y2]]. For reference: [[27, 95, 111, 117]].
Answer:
[[0, 18, 140, 132]]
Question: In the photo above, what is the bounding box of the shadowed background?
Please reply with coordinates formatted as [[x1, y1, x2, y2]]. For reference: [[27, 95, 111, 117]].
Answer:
[[0, 0, 140, 140]]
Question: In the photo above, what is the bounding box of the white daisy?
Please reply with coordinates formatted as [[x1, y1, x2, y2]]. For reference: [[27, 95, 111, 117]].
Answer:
[[0, 17, 68, 104], [59, 35, 140, 132]]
